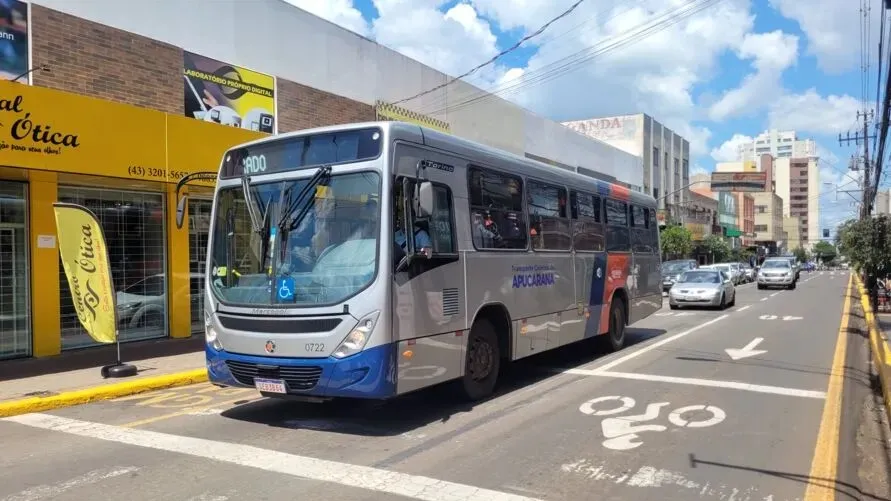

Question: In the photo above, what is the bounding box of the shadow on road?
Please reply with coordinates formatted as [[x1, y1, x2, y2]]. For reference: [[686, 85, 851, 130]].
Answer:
[[688, 453, 890, 501], [220, 327, 666, 436]]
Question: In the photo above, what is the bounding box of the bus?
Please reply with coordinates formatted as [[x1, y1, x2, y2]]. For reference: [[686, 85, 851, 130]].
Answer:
[[174, 121, 662, 402]]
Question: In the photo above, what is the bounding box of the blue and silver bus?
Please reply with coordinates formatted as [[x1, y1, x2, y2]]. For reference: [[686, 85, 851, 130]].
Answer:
[[175, 121, 662, 401]]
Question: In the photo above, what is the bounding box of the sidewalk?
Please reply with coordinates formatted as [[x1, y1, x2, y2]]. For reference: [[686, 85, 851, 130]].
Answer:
[[0, 337, 208, 417], [858, 276, 891, 423]]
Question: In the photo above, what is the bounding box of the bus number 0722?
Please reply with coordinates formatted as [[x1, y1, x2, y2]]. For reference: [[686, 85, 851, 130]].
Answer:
[[305, 343, 325, 352]]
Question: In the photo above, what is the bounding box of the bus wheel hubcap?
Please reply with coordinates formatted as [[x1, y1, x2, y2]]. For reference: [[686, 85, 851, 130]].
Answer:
[[469, 338, 494, 381]]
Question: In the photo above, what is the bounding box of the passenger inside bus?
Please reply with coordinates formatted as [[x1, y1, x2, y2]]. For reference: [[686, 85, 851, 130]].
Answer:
[[393, 181, 432, 266]]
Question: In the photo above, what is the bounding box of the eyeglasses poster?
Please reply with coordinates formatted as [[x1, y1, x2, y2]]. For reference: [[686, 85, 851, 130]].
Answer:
[[183, 51, 276, 134]]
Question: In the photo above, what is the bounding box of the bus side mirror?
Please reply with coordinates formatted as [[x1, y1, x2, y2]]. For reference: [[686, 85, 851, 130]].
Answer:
[[176, 195, 188, 229], [416, 181, 434, 218]]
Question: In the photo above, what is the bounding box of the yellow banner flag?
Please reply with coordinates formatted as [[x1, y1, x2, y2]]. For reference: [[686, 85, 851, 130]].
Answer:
[[53, 203, 117, 344]]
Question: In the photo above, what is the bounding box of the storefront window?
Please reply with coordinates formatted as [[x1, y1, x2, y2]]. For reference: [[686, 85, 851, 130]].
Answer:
[[0, 183, 30, 359], [58, 187, 167, 350], [189, 198, 212, 333]]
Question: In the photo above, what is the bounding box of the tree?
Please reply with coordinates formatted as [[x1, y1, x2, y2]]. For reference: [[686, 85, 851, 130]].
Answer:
[[838, 215, 891, 307], [792, 246, 809, 263], [702, 234, 731, 262], [812, 241, 836, 263], [660, 225, 693, 260]]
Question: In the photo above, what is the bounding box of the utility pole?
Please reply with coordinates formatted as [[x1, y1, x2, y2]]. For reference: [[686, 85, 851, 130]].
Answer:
[[838, 109, 876, 218]]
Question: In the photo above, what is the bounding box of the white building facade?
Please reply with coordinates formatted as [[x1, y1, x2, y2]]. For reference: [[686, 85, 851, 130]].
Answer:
[[563, 114, 690, 217], [738, 129, 817, 166], [32, 0, 643, 190]]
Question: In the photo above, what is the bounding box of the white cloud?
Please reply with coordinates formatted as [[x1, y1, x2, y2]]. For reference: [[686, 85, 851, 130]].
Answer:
[[769, 0, 882, 74], [767, 90, 861, 135], [708, 30, 799, 121], [475, 0, 756, 157], [710, 134, 754, 161], [283, 0, 371, 37]]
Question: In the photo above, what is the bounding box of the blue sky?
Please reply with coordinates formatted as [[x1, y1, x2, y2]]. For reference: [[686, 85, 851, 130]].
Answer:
[[294, 0, 873, 233]]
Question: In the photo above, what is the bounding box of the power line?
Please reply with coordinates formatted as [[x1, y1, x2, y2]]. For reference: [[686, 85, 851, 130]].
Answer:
[[390, 0, 588, 106], [420, 0, 723, 117]]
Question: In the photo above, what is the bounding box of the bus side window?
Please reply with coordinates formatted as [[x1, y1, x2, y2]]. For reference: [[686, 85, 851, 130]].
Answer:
[[468, 167, 527, 250], [570, 190, 604, 252], [630, 204, 653, 253], [604, 198, 630, 252], [428, 184, 457, 255], [527, 180, 570, 251]]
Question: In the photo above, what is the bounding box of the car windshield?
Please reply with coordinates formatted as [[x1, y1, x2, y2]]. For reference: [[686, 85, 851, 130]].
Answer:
[[680, 271, 720, 284], [662, 262, 690, 273], [209, 171, 381, 307], [762, 260, 791, 269]]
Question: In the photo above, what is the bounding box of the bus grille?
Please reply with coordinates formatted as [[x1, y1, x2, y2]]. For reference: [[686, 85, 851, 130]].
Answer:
[[225, 361, 323, 391]]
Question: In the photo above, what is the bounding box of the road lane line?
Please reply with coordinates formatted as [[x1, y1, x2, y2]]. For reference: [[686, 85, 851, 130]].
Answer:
[[769, 292, 780, 297], [0, 466, 138, 501], [564, 369, 827, 399], [590, 315, 729, 372], [736, 305, 751, 312], [802, 274, 853, 501], [2, 413, 541, 501], [761, 297, 768, 301]]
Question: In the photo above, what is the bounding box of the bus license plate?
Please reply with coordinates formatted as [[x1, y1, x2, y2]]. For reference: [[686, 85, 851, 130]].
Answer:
[[254, 378, 287, 394]]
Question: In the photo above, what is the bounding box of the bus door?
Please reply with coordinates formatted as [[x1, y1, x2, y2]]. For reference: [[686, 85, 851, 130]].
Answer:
[[390, 149, 466, 394]]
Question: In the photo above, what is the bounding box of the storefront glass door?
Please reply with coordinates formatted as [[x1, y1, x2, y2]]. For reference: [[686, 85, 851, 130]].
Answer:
[[0, 182, 30, 359], [58, 187, 167, 350], [188, 198, 212, 333]]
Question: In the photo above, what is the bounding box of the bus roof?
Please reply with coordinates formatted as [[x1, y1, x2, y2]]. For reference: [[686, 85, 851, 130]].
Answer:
[[227, 121, 656, 207]]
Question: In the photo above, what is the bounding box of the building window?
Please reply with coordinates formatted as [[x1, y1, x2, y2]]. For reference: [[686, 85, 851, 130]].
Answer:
[[0, 182, 29, 360], [653, 147, 660, 167], [58, 187, 167, 350], [754, 224, 768, 232], [756, 205, 767, 213]]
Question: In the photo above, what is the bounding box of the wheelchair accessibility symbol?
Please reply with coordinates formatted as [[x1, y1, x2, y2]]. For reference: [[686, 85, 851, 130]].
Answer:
[[276, 277, 295, 301]]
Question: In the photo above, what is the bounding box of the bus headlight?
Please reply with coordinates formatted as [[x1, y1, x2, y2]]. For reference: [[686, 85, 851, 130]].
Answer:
[[205, 312, 222, 351], [333, 311, 380, 359]]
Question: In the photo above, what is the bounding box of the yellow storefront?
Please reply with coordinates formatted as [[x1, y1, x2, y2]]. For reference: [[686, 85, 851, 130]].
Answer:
[[0, 80, 264, 359]]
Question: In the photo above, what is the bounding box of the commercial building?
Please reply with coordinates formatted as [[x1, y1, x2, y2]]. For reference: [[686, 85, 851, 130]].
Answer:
[[783, 216, 803, 250], [876, 189, 891, 215], [563, 114, 690, 219], [0, 0, 643, 360], [738, 130, 817, 164], [684, 191, 719, 242], [772, 157, 819, 248], [735, 193, 755, 247], [753, 192, 787, 254]]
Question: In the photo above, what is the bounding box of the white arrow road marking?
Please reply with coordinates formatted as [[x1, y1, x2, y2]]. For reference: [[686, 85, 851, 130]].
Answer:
[[782, 315, 803, 321], [759, 314, 778, 320], [725, 337, 766, 360]]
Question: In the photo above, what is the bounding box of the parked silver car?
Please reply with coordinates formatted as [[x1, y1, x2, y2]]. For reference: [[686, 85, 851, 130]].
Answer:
[[669, 269, 736, 310]]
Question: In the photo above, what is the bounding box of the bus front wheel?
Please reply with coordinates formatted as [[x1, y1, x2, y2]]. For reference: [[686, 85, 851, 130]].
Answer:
[[460, 319, 501, 401]]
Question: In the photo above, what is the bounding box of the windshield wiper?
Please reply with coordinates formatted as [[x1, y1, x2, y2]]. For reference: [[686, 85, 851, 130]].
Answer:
[[279, 165, 332, 232]]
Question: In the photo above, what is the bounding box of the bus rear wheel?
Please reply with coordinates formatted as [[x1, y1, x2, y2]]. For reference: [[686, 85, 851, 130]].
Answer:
[[460, 319, 501, 401], [605, 299, 626, 352]]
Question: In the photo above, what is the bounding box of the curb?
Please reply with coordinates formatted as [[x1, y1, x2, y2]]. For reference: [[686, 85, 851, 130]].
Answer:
[[0, 368, 208, 418], [854, 276, 891, 422]]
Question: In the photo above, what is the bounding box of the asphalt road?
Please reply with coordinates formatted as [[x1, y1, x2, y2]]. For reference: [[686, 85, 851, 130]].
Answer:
[[0, 270, 859, 501]]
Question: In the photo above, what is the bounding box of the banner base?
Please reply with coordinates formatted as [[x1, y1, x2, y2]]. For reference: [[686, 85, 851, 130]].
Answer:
[[101, 363, 138, 379]]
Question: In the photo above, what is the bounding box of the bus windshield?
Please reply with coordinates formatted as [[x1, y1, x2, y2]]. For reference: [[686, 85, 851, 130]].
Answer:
[[210, 171, 381, 307]]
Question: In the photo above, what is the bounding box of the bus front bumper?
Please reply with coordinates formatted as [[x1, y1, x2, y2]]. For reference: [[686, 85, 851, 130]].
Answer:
[[206, 343, 397, 399]]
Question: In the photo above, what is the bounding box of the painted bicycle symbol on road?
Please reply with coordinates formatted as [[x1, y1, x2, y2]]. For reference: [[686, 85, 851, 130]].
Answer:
[[578, 396, 726, 451]]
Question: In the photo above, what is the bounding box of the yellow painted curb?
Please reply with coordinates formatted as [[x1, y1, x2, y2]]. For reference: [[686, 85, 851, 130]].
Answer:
[[0, 368, 208, 418], [854, 276, 891, 420]]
